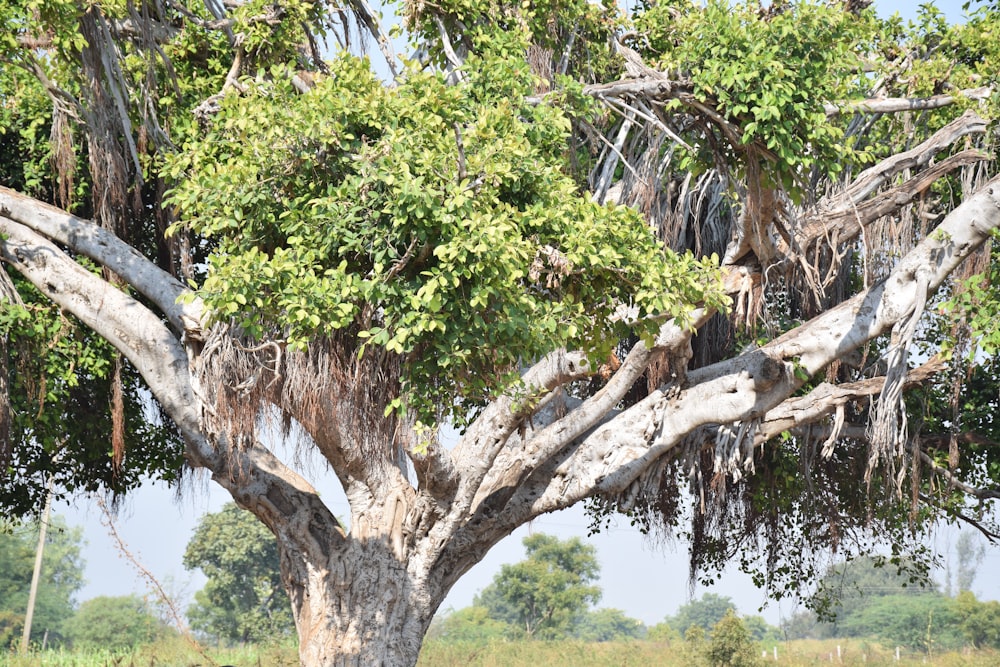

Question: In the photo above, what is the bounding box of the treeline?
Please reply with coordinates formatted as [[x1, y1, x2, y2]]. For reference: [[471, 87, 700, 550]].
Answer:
[[3, 504, 997, 661], [781, 549, 1000, 652]]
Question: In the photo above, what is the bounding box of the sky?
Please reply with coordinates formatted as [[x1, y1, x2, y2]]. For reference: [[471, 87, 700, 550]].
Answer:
[[44, 0, 1000, 633]]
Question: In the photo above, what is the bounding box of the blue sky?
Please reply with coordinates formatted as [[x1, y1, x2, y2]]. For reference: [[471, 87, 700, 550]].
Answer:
[[51, 0, 998, 632]]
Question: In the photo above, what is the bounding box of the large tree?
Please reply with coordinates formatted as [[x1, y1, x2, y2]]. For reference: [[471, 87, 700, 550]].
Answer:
[[2, 0, 1000, 664]]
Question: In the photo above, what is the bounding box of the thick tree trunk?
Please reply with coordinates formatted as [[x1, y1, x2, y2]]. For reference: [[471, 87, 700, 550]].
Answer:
[[280, 537, 435, 666]]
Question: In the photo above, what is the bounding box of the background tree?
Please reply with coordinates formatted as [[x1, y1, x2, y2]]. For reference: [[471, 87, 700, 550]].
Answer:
[[63, 595, 168, 651], [183, 502, 294, 644], [706, 610, 762, 667], [476, 533, 601, 639], [3, 1, 1000, 664], [572, 608, 646, 642], [665, 593, 738, 637], [0, 517, 84, 647], [955, 531, 985, 594], [955, 591, 1000, 649], [426, 606, 515, 643]]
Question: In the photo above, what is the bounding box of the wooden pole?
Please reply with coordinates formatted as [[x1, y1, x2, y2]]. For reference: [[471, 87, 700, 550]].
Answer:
[[19, 476, 54, 653]]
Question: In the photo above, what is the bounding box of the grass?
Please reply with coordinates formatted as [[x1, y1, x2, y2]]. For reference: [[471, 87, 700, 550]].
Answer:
[[1, 638, 997, 666]]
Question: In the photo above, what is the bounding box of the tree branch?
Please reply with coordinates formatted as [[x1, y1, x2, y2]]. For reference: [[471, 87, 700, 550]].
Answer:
[[823, 87, 992, 116], [0, 187, 204, 337]]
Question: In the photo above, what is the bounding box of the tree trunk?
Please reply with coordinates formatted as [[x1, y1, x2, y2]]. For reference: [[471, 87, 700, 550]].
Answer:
[[281, 537, 435, 666]]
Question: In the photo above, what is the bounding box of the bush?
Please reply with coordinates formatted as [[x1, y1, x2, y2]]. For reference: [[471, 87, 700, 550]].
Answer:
[[64, 595, 167, 650]]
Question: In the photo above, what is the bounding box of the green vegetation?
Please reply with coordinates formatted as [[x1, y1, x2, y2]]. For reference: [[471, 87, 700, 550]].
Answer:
[[62, 596, 169, 651], [474, 534, 603, 639], [0, 517, 84, 647], [182, 502, 294, 643], [3, 638, 1000, 667]]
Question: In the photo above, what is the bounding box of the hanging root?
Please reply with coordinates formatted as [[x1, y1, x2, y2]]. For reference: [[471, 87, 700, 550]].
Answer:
[[866, 272, 930, 493]]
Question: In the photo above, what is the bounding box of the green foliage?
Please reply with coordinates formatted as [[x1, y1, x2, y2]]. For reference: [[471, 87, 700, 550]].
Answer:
[[634, 0, 871, 190], [705, 610, 762, 667], [0, 288, 185, 517], [405, 0, 622, 84], [955, 591, 1000, 649], [0, 516, 85, 647], [475, 533, 602, 639], [572, 608, 645, 642], [646, 621, 680, 643], [165, 54, 726, 426], [63, 595, 168, 651], [183, 503, 293, 643], [429, 605, 518, 642], [664, 593, 737, 636], [834, 594, 962, 653]]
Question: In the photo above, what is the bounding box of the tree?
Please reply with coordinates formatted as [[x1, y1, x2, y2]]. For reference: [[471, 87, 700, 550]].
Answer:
[[63, 595, 167, 651], [183, 503, 294, 643], [955, 531, 985, 594], [475, 533, 601, 639], [833, 593, 962, 652], [573, 608, 646, 642], [3, 0, 1000, 664], [426, 606, 515, 643], [0, 517, 84, 647], [955, 591, 1000, 649], [706, 610, 762, 667], [666, 594, 738, 637]]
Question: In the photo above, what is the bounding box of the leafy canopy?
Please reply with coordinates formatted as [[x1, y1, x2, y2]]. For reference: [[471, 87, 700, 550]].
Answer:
[[165, 45, 727, 425], [182, 502, 294, 643], [0, 516, 85, 647], [475, 533, 602, 639], [64, 595, 168, 651]]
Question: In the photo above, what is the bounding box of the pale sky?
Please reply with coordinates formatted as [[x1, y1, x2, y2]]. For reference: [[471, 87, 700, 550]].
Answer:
[[48, 0, 999, 632]]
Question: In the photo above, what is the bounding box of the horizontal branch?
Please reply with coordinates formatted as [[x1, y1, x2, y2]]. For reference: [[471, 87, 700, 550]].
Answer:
[[0, 187, 203, 337], [755, 356, 946, 443], [823, 87, 992, 116]]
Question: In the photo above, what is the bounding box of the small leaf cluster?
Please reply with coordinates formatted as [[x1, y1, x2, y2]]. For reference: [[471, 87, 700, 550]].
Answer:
[[165, 54, 727, 424], [635, 1, 871, 190]]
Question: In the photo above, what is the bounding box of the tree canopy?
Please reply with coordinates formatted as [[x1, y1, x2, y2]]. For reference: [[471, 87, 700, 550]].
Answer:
[[476, 533, 602, 639], [2, 0, 1000, 663], [183, 502, 294, 643], [0, 517, 85, 647]]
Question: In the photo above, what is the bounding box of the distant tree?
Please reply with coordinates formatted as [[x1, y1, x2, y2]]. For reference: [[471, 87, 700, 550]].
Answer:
[[183, 502, 294, 643], [476, 533, 601, 639], [706, 610, 762, 667], [573, 608, 645, 642], [64, 595, 166, 650], [742, 615, 781, 643], [0, 517, 84, 646], [835, 594, 961, 653], [646, 621, 680, 643], [810, 556, 936, 631], [955, 532, 985, 594], [681, 624, 710, 667], [955, 591, 1000, 649], [666, 593, 737, 636], [427, 606, 516, 643]]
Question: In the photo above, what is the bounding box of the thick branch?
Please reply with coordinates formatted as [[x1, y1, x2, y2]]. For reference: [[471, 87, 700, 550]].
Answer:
[[823, 87, 992, 116], [755, 356, 946, 443], [0, 217, 199, 435], [0, 215, 345, 559], [0, 187, 203, 336], [448, 350, 593, 499]]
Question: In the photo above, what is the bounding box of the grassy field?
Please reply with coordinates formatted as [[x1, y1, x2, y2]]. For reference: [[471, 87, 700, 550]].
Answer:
[[1, 638, 997, 666]]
